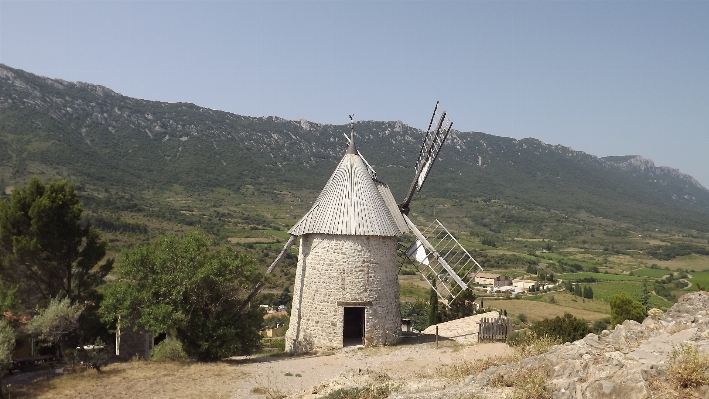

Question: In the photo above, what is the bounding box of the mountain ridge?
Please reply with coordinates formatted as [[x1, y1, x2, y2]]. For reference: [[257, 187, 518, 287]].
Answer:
[[1, 63, 708, 236]]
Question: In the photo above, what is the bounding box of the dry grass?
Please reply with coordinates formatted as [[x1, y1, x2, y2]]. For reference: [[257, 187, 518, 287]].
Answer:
[[9, 361, 249, 399], [489, 366, 553, 399], [665, 343, 709, 389], [435, 333, 558, 384], [510, 367, 554, 399], [648, 343, 709, 398], [511, 333, 561, 360], [435, 356, 513, 382], [484, 298, 609, 323]]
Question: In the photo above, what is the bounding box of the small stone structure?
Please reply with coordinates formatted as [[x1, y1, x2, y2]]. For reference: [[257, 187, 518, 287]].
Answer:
[[285, 138, 407, 353], [115, 319, 152, 360]]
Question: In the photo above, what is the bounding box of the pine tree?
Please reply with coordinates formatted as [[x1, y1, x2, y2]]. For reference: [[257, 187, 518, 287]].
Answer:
[[640, 278, 650, 311]]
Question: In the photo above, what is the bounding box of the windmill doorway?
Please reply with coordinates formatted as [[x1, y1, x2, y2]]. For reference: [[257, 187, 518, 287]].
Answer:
[[343, 307, 365, 347]]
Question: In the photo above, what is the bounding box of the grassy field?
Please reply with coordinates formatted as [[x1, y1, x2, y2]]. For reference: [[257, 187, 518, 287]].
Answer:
[[590, 281, 675, 310], [483, 297, 609, 323], [631, 268, 671, 278], [688, 271, 709, 291], [399, 282, 430, 301], [653, 255, 709, 271], [556, 272, 643, 281], [523, 292, 610, 314]]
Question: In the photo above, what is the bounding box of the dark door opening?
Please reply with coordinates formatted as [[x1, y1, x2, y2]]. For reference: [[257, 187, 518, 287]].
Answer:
[[343, 307, 365, 346]]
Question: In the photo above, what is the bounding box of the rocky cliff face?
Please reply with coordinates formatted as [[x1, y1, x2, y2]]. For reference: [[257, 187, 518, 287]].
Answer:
[[466, 291, 709, 399]]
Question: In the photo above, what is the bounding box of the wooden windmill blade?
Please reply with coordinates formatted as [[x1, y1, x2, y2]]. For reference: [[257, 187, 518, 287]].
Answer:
[[401, 215, 483, 304], [399, 102, 453, 215], [397, 102, 483, 305]]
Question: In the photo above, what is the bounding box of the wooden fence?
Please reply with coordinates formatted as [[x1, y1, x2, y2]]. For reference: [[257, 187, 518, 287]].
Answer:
[[478, 316, 509, 342]]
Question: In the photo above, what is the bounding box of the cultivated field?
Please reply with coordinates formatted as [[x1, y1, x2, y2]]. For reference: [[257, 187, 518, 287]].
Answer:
[[483, 297, 609, 323]]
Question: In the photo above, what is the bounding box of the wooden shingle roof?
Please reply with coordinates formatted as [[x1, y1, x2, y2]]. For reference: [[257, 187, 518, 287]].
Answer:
[[289, 150, 408, 237]]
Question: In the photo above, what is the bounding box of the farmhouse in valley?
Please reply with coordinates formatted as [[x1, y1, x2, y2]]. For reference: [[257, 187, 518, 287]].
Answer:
[[474, 272, 512, 287], [512, 278, 540, 292]]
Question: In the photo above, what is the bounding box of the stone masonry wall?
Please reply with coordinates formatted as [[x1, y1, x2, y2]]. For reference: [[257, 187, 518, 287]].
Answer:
[[285, 234, 400, 353]]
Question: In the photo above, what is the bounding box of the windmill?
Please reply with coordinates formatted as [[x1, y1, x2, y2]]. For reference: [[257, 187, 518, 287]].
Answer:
[[396, 102, 484, 304], [244, 104, 482, 352]]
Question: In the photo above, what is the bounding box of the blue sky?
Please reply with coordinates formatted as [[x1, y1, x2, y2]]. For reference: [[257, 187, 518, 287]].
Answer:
[[1, 1, 708, 187]]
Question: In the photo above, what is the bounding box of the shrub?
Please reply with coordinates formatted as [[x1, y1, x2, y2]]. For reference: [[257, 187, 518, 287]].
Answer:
[[591, 318, 610, 333], [648, 308, 664, 320], [513, 332, 561, 359], [530, 313, 591, 343], [507, 330, 528, 347], [25, 297, 83, 350], [609, 293, 645, 326], [151, 338, 190, 362], [325, 384, 392, 399], [512, 367, 553, 399], [665, 343, 709, 389], [0, 318, 15, 373]]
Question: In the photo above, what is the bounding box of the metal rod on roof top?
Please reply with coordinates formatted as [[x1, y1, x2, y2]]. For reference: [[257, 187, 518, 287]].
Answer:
[[349, 114, 355, 142]]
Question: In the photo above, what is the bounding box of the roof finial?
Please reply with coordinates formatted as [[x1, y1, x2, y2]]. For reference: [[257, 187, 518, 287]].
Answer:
[[346, 114, 357, 154]]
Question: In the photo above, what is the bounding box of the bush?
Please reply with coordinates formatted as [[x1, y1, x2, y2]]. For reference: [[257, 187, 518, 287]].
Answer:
[[0, 318, 15, 373], [609, 293, 646, 326], [591, 318, 610, 333], [530, 313, 591, 343], [151, 338, 190, 362], [507, 330, 528, 346], [665, 343, 709, 389]]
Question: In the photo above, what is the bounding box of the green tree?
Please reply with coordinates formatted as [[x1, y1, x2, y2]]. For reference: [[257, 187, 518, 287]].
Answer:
[[100, 231, 265, 361], [530, 313, 591, 343], [276, 287, 292, 307], [0, 178, 113, 305], [25, 297, 83, 355], [428, 281, 439, 326], [640, 278, 650, 311], [400, 300, 429, 332], [441, 289, 477, 322], [0, 318, 15, 379], [609, 293, 646, 326]]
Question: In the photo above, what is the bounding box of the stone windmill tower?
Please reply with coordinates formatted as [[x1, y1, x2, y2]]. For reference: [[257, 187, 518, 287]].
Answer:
[[283, 124, 408, 353], [249, 106, 483, 353]]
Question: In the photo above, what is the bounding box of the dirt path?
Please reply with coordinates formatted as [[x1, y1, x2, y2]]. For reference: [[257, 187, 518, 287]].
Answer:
[[7, 336, 511, 399], [236, 339, 511, 398]]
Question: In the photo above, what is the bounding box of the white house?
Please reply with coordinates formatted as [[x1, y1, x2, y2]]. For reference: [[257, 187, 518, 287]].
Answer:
[[512, 279, 539, 292], [474, 272, 512, 287]]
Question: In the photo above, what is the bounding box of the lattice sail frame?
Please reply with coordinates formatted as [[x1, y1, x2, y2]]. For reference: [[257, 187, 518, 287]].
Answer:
[[400, 215, 484, 305]]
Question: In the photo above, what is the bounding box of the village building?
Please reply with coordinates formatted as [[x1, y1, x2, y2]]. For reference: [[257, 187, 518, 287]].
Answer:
[[474, 272, 512, 287], [284, 138, 408, 353], [512, 278, 539, 292]]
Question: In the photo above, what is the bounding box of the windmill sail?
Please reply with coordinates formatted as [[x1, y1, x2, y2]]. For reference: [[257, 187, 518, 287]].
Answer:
[[399, 103, 453, 214], [401, 215, 484, 304]]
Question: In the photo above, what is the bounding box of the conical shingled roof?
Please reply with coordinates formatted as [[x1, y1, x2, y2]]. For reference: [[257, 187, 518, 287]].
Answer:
[[289, 149, 408, 237]]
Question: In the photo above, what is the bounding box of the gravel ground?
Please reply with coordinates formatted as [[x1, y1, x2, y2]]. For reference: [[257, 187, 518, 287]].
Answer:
[[238, 337, 511, 398]]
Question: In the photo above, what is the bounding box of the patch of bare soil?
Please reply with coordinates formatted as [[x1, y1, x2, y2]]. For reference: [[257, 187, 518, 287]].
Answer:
[[7, 338, 511, 399]]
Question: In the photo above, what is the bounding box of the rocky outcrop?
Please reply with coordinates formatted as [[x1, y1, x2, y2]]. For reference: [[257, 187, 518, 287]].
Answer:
[[611, 155, 705, 190], [467, 291, 709, 398]]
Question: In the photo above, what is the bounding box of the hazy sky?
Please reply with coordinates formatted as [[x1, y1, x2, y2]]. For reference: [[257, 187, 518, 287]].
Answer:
[[1, 1, 708, 187]]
